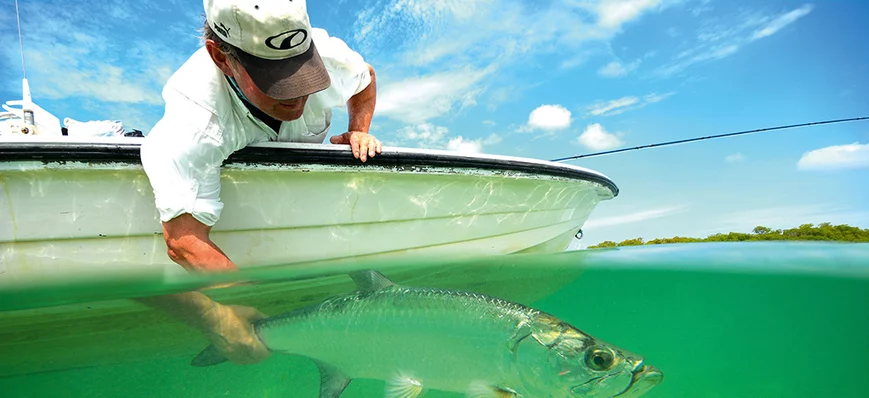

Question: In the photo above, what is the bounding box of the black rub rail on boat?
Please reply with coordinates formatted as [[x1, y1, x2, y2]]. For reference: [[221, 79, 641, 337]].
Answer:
[[0, 141, 620, 197]]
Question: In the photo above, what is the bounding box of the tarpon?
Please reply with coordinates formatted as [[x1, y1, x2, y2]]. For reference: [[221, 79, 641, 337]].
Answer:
[[193, 270, 663, 397]]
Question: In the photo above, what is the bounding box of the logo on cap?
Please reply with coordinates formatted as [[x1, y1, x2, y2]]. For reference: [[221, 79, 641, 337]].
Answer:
[[213, 22, 231, 38], [265, 29, 308, 51]]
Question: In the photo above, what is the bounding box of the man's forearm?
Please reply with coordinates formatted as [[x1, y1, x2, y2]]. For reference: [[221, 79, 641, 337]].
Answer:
[[168, 236, 237, 273], [347, 64, 376, 133], [162, 214, 237, 273]]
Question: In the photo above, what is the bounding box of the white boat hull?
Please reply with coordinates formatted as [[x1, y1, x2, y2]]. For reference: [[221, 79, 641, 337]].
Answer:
[[0, 139, 617, 286]]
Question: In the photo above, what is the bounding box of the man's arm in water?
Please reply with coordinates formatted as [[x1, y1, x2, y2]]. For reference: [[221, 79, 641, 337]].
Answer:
[[136, 213, 270, 364], [137, 291, 270, 364]]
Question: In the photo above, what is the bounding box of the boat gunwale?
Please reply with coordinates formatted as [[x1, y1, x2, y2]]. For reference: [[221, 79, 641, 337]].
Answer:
[[0, 140, 619, 196]]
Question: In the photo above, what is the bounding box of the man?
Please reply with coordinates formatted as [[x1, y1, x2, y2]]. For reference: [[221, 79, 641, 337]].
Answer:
[[139, 0, 379, 364]]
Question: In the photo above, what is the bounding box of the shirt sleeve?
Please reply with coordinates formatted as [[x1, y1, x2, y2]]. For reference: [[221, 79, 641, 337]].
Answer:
[[141, 93, 229, 227], [308, 28, 372, 110]]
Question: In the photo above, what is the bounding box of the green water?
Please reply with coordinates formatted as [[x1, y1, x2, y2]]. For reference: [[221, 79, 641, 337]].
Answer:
[[1, 242, 867, 397]]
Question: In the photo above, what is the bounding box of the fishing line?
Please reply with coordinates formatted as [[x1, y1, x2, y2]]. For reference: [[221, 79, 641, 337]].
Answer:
[[14, 0, 27, 78], [550, 116, 869, 162]]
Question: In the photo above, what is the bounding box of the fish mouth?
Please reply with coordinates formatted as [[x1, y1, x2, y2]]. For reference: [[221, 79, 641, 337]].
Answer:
[[614, 362, 663, 397]]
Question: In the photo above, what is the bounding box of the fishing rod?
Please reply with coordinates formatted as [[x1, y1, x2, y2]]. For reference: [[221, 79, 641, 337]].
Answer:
[[14, 0, 26, 79], [550, 116, 869, 162]]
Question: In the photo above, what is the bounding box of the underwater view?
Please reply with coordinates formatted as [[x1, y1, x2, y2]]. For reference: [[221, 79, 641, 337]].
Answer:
[[1, 242, 866, 397]]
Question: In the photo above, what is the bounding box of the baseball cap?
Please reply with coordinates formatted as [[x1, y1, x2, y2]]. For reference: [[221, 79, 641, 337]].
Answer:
[[204, 0, 331, 100]]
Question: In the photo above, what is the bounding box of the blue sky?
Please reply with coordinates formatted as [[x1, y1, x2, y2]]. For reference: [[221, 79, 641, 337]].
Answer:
[[2, 0, 867, 247]]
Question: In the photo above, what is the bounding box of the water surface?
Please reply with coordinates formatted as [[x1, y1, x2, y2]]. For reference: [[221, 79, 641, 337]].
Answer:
[[1, 242, 866, 397]]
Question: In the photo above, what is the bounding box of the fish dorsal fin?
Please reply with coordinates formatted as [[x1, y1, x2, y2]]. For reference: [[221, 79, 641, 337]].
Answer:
[[349, 270, 396, 292], [315, 361, 352, 398], [466, 382, 519, 398], [386, 373, 424, 398]]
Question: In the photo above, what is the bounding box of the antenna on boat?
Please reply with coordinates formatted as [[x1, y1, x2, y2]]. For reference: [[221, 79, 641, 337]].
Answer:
[[14, 0, 36, 134], [550, 116, 869, 162]]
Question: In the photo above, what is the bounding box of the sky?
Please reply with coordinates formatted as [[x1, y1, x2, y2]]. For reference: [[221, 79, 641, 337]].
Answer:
[[1, 0, 867, 247]]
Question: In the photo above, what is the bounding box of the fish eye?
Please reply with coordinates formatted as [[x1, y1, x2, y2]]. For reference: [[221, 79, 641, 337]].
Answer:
[[585, 347, 615, 371]]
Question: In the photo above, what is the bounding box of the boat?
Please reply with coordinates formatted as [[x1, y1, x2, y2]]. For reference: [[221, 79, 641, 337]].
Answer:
[[0, 0, 617, 287], [0, 134, 618, 287]]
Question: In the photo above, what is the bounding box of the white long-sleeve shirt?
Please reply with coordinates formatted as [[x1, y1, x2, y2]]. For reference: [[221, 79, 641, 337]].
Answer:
[[141, 28, 371, 226]]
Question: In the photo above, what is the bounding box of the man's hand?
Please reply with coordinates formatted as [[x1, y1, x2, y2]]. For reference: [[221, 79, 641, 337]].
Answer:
[[330, 131, 382, 162], [137, 292, 271, 365], [342, 63, 378, 162], [200, 302, 271, 365]]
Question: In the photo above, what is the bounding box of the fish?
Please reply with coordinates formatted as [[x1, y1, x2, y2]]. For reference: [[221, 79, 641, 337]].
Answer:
[[192, 270, 663, 397]]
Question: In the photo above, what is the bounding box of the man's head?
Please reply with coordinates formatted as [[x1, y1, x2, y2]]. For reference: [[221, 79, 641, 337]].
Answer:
[[203, 0, 330, 121]]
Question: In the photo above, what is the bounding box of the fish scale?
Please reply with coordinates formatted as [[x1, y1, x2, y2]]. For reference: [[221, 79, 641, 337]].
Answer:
[[257, 285, 532, 392]]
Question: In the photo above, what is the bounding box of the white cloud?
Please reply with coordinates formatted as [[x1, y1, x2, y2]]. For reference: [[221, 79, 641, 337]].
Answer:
[[585, 92, 673, 117], [386, 0, 488, 21], [656, 44, 739, 77], [8, 21, 171, 107], [560, 53, 592, 70], [594, 0, 663, 29], [644, 92, 674, 104], [797, 142, 869, 171], [447, 137, 483, 153], [353, 0, 669, 118], [376, 68, 490, 124], [585, 206, 685, 229], [577, 123, 624, 150], [390, 124, 501, 153], [482, 120, 497, 126], [445, 133, 502, 154], [725, 153, 745, 163], [26, 50, 165, 106], [597, 60, 641, 77], [486, 86, 517, 111], [690, 0, 713, 16], [527, 105, 572, 131], [751, 4, 814, 41], [655, 4, 813, 78], [587, 96, 639, 116], [482, 133, 502, 145], [395, 123, 449, 148], [355, 0, 627, 67]]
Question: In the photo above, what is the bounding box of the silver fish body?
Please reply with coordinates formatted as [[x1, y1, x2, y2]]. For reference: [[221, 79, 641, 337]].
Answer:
[[194, 271, 662, 398]]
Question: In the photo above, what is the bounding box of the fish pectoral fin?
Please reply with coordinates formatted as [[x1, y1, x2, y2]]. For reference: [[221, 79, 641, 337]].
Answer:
[[385, 373, 425, 398], [466, 382, 519, 398], [506, 320, 532, 353], [315, 361, 352, 398], [349, 270, 396, 292], [190, 344, 228, 367]]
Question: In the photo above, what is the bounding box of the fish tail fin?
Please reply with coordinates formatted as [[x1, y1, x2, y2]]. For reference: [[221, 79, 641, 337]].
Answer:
[[190, 344, 229, 367], [315, 361, 352, 398]]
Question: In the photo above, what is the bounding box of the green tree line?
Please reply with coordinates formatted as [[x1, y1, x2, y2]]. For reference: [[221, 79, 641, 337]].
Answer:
[[587, 223, 869, 249]]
